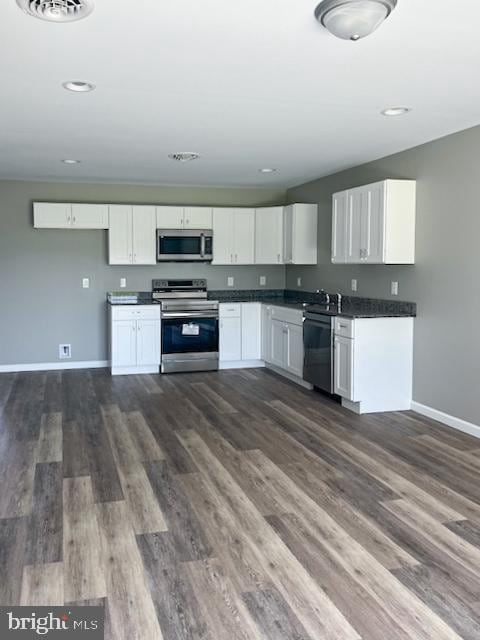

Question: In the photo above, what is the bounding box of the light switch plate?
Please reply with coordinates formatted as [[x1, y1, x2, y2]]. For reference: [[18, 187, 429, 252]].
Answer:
[[351, 279, 358, 292], [260, 276, 266, 286], [227, 276, 234, 287], [82, 278, 90, 289], [120, 278, 127, 288], [297, 277, 302, 287], [391, 281, 399, 296]]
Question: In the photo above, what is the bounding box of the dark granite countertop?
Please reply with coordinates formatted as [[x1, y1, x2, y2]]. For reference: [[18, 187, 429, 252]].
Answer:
[[209, 289, 416, 318], [107, 292, 160, 306], [106, 289, 416, 318]]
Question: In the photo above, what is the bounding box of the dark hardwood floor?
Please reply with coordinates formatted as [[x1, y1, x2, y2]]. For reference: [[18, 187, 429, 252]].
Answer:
[[1, 367, 480, 639]]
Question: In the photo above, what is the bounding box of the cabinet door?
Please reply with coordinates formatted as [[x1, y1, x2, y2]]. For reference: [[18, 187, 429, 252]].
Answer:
[[184, 207, 213, 229], [112, 320, 137, 366], [334, 335, 354, 399], [283, 206, 293, 264], [33, 202, 72, 228], [290, 204, 318, 265], [219, 317, 242, 361], [271, 320, 286, 369], [156, 206, 184, 229], [71, 204, 109, 229], [285, 323, 304, 378], [362, 183, 385, 263], [262, 306, 273, 363], [233, 209, 255, 264], [255, 207, 283, 264], [332, 192, 348, 263], [241, 303, 262, 360], [132, 206, 156, 265], [346, 188, 364, 263], [109, 205, 133, 265], [136, 319, 161, 366], [212, 209, 234, 264]]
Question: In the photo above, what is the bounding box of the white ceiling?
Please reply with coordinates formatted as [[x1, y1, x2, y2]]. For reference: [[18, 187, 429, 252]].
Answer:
[[1, 0, 480, 188]]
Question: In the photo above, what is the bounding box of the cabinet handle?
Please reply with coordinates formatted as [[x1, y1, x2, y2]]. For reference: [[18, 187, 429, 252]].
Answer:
[[129, 254, 132, 262], [235, 254, 238, 263], [231, 254, 233, 263], [134, 254, 137, 263]]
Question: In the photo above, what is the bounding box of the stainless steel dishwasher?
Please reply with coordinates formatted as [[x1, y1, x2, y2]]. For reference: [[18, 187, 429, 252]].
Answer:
[[303, 310, 334, 393]]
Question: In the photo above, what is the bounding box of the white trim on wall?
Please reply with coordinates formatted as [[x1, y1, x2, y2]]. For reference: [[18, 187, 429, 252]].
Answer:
[[411, 401, 480, 440], [0, 360, 109, 373]]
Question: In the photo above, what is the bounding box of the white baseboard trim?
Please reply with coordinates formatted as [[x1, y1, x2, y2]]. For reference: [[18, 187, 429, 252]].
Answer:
[[219, 360, 265, 370], [0, 360, 109, 373], [411, 401, 480, 440]]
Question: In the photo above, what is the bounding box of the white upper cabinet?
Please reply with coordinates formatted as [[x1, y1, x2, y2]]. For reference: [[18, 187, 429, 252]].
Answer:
[[156, 206, 184, 229], [184, 207, 213, 229], [109, 205, 156, 265], [34, 203, 109, 229], [332, 192, 348, 263], [255, 207, 284, 264], [283, 204, 318, 265], [156, 206, 213, 229], [212, 208, 255, 265], [131, 206, 156, 265], [332, 180, 416, 264], [71, 204, 109, 229]]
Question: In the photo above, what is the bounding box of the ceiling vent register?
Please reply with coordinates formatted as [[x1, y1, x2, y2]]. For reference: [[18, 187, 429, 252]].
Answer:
[[16, 0, 95, 22]]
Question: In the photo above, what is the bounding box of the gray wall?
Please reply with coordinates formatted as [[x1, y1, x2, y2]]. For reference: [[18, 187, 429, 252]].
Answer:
[[0, 181, 286, 366], [286, 124, 480, 425]]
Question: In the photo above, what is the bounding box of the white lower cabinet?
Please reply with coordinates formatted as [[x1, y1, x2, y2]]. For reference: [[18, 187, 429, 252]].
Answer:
[[285, 323, 304, 378], [110, 306, 161, 375], [334, 335, 354, 400], [219, 303, 262, 367], [333, 316, 414, 413], [264, 306, 306, 382], [261, 305, 273, 363]]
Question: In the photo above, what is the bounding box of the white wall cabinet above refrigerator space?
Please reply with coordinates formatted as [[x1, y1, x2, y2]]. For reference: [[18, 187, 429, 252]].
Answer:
[[34, 203, 109, 229], [283, 203, 318, 265], [156, 206, 213, 230], [255, 206, 284, 264], [332, 180, 416, 264], [212, 208, 256, 265], [109, 205, 156, 265]]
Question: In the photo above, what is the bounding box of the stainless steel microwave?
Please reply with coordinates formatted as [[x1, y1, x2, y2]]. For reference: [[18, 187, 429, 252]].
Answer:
[[156, 229, 213, 262]]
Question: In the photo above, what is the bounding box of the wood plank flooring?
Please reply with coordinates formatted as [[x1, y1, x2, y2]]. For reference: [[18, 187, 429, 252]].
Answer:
[[1, 367, 480, 639]]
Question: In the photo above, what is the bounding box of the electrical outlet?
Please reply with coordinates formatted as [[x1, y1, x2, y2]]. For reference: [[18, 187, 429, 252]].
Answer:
[[82, 278, 90, 289], [391, 281, 399, 296], [351, 279, 358, 292], [59, 344, 71, 359], [227, 276, 234, 287], [297, 277, 302, 287], [259, 276, 266, 286], [120, 278, 127, 288]]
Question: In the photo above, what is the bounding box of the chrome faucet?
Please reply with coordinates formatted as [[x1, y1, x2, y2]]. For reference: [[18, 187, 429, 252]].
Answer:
[[316, 288, 330, 305]]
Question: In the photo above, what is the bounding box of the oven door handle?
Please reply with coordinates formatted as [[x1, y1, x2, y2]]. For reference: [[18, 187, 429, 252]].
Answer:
[[161, 312, 219, 319], [200, 233, 206, 258]]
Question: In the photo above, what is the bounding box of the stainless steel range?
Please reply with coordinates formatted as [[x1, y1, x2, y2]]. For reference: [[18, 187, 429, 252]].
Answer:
[[152, 279, 219, 373]]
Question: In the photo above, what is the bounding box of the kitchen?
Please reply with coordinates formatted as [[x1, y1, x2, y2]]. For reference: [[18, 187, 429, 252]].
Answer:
[[1, 1, 480, 639]]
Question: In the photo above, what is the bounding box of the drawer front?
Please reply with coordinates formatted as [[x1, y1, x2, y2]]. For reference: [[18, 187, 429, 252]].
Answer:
[[219, 303, 241, 318], [271, 305, 303, 327], [111, 305, 160, 321], [334, 317, 354, 338]]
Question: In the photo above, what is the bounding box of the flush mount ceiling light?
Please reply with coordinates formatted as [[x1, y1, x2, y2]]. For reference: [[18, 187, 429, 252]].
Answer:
[[168, 153, 200, 163], [381, 106, 411, 116], [259, 168, 277, 174], [62, 159, 80, 164], [16, 0, 95, 22], [314, 0, 397, 41], [63, 80, 95, 92]]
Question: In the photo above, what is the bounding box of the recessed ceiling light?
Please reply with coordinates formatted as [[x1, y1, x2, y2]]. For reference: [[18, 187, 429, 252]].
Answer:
[[259, 168, 277, 174], [62, 159, 81, 164], [16, 0, 95, 23], [63, 81, 95, 93], [168, 153, 200, 163], [314, 0, 397, 41], [381, 107, 412, 117]]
